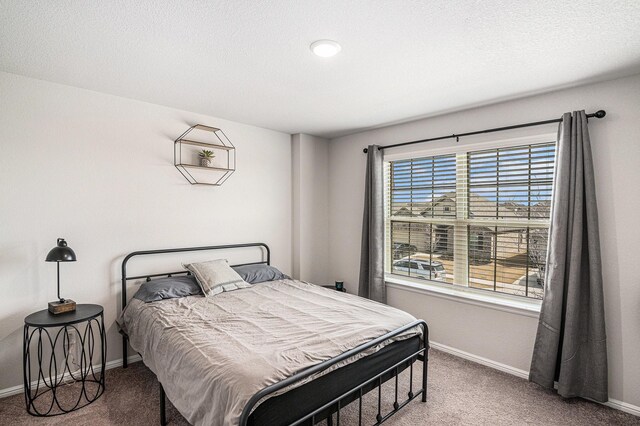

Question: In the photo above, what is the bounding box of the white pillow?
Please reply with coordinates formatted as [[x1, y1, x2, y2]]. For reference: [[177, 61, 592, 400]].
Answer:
[[183, 259, 250, 297]]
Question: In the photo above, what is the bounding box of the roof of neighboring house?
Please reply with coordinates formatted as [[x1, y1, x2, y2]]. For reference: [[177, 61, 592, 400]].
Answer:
[[392, 192, 457, 217], [391, 191, 551, 219]]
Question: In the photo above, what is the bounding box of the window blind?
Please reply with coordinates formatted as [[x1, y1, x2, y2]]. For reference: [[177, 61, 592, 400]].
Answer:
[[386, 142, 555, 299]]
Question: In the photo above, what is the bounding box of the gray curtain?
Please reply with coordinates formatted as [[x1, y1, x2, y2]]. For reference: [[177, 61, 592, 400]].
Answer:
[[358, 145, 385, 303], [529, 111, 607, 402]]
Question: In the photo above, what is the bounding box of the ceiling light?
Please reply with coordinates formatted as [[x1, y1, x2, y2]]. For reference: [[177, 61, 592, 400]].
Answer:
[[310, 40, 341, 58]]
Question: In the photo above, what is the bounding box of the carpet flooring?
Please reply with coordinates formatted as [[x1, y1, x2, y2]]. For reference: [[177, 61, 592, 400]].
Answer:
[[1, 349, 638, 425]]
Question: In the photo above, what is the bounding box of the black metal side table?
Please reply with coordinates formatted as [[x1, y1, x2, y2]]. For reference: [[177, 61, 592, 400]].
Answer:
[[23, 304, 106, 416]]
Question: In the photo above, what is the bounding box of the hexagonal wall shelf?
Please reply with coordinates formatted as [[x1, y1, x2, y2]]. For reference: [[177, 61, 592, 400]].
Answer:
[[174, 124, 236, 186]]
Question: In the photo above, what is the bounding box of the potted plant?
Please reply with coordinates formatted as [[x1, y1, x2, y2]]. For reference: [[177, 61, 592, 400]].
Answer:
[[199, 149, 215, 167]]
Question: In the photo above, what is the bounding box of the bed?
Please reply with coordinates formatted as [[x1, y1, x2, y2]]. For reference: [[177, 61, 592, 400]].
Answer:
[[119, 243, 429, 425]]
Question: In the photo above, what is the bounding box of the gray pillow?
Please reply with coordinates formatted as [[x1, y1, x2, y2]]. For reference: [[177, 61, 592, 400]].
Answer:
[[133, 275, 202, 302], [232, 264, 289, 284], [183, 259, 251, 297]]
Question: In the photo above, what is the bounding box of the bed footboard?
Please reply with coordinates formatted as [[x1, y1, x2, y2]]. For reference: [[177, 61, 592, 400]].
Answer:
[[239, 319, 429, 426], [156, 320, 428, 425]]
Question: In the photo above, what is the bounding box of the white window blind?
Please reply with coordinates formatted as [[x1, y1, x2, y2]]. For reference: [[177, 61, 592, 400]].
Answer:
[[386, 142, 555, 299]]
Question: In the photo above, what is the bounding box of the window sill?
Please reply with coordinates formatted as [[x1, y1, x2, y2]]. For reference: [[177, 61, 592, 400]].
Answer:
[[385, 275, 542, 318]]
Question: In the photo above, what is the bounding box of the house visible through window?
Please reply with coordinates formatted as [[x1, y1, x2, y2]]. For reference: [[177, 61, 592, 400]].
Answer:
[[386, 142, 555, 299]]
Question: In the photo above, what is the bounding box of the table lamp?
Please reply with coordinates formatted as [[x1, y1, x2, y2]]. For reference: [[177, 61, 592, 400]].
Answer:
[[46, 238, 77, 314]]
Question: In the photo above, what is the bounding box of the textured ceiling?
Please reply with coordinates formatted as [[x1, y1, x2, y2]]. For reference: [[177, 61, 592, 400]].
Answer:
[[2, 0, 640, 138]]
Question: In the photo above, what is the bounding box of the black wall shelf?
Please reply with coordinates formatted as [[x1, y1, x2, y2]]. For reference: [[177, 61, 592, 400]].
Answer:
[[174, 124, 236, 186]]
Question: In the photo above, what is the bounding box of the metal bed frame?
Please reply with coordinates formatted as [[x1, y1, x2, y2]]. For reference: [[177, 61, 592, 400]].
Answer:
[[121, 243, 429, 426]]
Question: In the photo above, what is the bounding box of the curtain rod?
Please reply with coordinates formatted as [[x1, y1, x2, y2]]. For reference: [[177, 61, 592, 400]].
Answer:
[[362, 110, 606, 154]]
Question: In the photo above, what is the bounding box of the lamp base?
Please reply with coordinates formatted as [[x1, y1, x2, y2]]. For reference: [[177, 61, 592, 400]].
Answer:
[[48, 299, 76, 315]]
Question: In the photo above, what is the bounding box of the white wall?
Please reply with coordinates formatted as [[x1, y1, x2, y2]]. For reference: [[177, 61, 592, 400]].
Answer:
[[0, 72, 292, 391], [291, 134, 330, 285], [328, 73, 640, 408]]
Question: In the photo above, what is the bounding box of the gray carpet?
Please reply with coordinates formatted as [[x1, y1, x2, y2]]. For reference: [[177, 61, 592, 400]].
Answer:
[[1, 349, 638, 425]]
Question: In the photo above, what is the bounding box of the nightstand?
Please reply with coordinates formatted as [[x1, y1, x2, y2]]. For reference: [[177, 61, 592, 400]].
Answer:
[[23, 304, 106, 416], [322, 285, 347, 292]]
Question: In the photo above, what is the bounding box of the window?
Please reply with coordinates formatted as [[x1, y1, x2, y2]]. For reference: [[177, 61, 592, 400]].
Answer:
[[386, 142, 555, 300]]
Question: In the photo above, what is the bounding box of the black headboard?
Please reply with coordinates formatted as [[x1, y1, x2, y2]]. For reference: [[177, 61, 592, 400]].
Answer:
[[120, 242, 270, 367]]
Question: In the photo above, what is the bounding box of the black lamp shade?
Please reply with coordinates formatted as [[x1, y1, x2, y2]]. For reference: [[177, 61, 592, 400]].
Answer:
[[46, 238, 77, 262]]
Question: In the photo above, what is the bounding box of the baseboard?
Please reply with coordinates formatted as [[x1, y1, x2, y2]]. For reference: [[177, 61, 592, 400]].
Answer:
[[105, 354, 142, 371], [429, 340, 640, 418], [430, 341, 529, 379], [0, 354, 142, 400], [603, 399, 640, 417]]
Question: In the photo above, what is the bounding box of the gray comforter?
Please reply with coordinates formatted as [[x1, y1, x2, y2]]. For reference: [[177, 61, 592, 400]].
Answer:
[[119, 279, 420, 425]]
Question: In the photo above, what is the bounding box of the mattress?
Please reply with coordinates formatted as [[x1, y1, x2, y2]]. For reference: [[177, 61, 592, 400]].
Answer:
[[119, 279, 422, 426]]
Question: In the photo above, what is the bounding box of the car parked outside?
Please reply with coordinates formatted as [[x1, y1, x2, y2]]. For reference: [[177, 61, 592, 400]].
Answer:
[[392, 256, 447, 282]]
